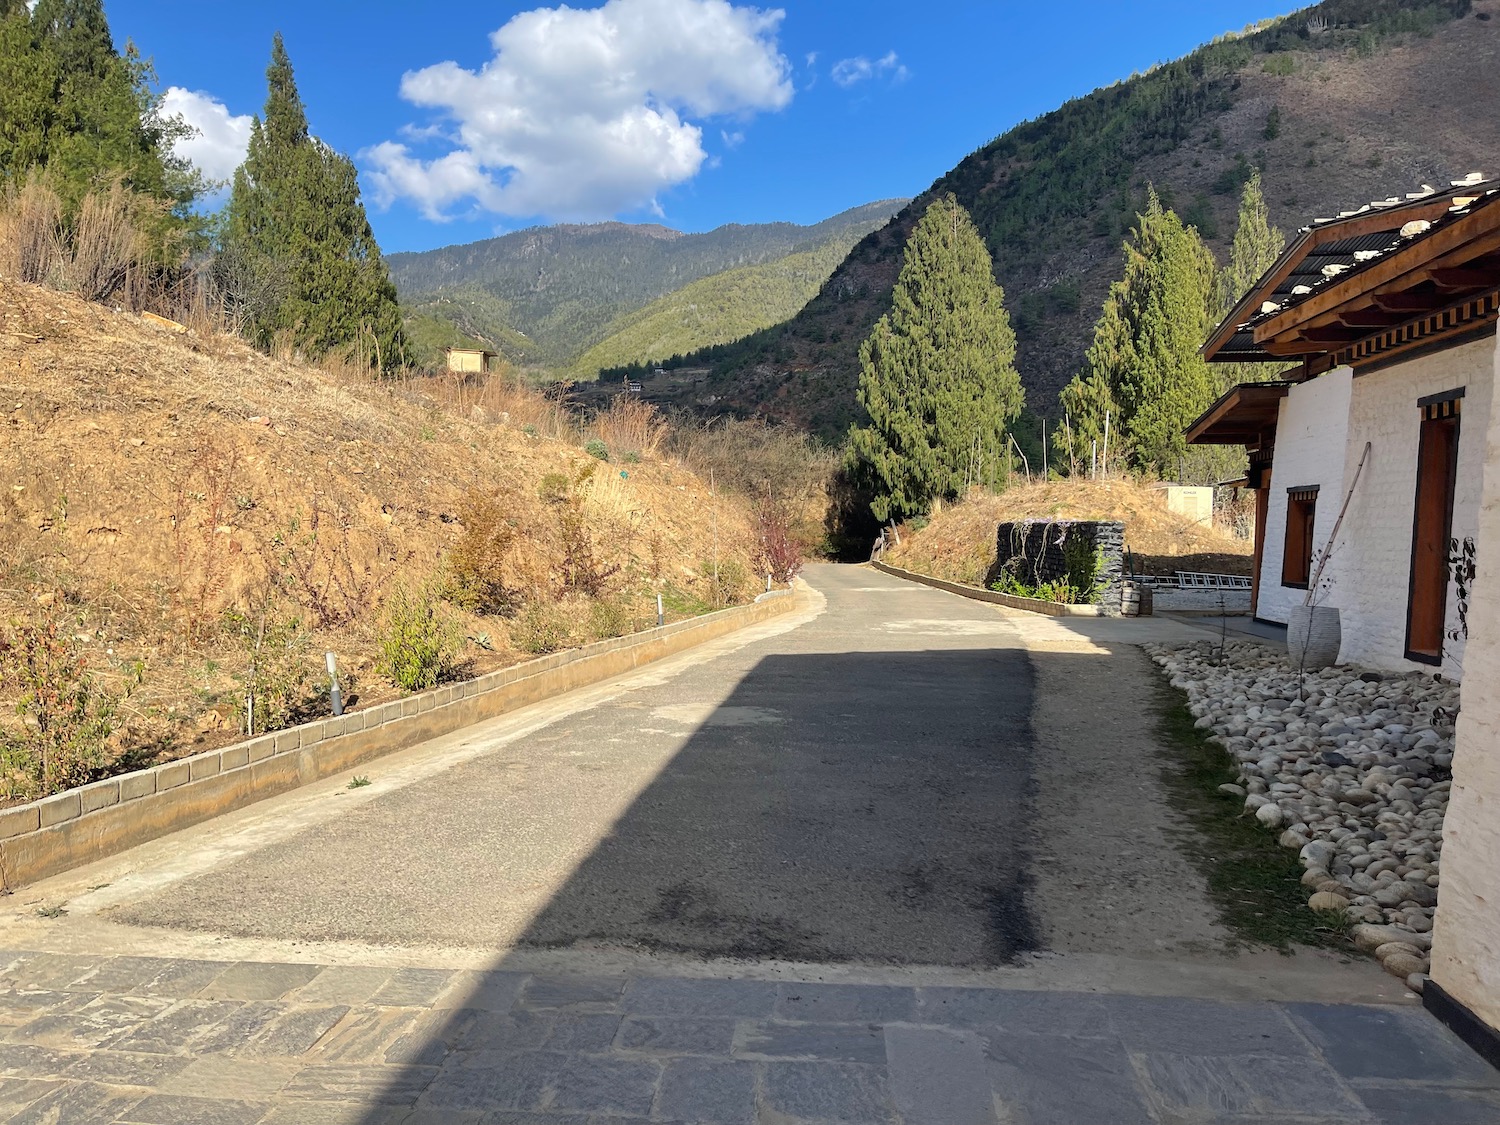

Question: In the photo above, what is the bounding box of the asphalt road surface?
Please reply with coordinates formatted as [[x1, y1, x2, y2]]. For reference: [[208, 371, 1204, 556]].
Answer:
[[115, 565, 1038, 966]]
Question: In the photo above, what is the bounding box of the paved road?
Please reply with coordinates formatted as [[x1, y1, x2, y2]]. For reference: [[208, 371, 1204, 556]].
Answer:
[[112, 565, 1038, 965], [0, 563, 1490, 1122]]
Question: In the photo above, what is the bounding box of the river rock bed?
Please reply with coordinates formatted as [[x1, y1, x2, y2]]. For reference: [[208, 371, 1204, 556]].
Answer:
[[1146, 639, 1459, 987]]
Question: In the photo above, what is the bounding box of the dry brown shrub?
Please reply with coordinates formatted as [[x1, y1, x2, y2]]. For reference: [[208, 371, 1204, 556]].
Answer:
[[415, 369, 576, 441], [668, 416, 834, 506], [0, 174, 62, 285], [450, 490, 523, 614], [58, 182, 151, 303], [590, 394, 667, 458], [265, 497, 402, 629]]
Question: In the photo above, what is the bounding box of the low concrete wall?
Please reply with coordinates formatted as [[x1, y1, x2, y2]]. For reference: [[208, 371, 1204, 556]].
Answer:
[[0, 589, 805, 890], [870, 561, 1102, 617], [1152, 588, 1253, 614]]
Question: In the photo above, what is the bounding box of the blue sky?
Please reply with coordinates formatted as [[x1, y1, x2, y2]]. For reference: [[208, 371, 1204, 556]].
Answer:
[[110, 0, 1298, 253]]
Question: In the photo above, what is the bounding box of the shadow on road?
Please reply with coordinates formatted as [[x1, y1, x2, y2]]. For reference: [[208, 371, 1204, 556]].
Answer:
[[352, 642, 1036, 1119]]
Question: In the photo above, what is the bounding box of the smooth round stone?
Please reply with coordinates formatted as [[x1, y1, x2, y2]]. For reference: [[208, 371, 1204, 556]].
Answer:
[[1383, 953, 1429, 979], [1256, 804, 1285, 828], [1375, 941, 1426, 961], [1309, 891, 1350, 912]]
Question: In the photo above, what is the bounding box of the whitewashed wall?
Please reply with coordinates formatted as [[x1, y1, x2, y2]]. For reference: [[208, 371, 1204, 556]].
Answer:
[[1333, 336, 1494, 677], [1257, 369, 1353, 625], [1431, 328, 1500, 1036]]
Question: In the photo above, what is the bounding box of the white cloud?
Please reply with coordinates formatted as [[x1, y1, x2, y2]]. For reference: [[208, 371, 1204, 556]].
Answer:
[[830, 50, 908, 88], [366, 0, 793, 223], [159, 87, 252, 185]]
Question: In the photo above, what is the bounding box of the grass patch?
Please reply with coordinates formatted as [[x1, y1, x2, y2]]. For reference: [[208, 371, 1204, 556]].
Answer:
[[1153, 681, 1348, 953]]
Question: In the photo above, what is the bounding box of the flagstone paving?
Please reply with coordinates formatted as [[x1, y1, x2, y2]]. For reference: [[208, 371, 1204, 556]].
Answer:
[[0, 950, 1496, 1123]]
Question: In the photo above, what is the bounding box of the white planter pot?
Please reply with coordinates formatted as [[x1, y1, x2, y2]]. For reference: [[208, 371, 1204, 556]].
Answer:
[[1288, 605, 1341, 670]]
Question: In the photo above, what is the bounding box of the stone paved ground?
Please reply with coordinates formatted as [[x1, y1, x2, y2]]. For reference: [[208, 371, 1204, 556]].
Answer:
[[0, 950, 1497, 1124]]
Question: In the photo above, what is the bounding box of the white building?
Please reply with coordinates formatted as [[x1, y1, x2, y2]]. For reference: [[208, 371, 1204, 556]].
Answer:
[[1189, 174, 1498, 680], [1188, 174, 1500, 1065]]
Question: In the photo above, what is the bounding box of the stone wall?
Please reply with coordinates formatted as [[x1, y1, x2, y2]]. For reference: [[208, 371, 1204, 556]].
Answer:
[[994, 520, 1125, 615], [1430, 328, 1500, 1044]]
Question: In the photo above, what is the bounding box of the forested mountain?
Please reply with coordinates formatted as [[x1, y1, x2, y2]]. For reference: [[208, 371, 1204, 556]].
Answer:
[[569, 236, 860, 378], [389, 200, 904, 370], [663, 0, 1498, 439]]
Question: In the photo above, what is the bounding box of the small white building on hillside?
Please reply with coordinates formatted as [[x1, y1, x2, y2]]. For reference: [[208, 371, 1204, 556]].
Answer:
[[1188, 173, 1500, 1065], [446, 346, 496, 375]]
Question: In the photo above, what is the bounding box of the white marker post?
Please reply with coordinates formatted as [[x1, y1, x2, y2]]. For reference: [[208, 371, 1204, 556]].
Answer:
[[326, 651, 343, 716]]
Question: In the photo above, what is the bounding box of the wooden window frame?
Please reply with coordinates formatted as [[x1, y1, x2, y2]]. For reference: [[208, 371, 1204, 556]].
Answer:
[[1281, 485, 1319, 590], [1404, 390, 1464, 665]]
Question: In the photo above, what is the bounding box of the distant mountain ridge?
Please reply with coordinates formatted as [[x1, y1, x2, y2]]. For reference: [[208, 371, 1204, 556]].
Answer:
[[389, 200, 906, 370], [659, 0, 1497, 439]]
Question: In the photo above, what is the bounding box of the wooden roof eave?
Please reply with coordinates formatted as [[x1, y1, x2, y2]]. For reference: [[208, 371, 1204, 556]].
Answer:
[[1201, 192, 1474, 363], [1185, 382, 1292, 446], [1253, 198, 1500, 346]]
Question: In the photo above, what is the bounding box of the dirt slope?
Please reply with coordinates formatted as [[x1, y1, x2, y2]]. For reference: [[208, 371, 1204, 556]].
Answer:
[[884, 479, 1254, 587], [0, 279, 757, 775]]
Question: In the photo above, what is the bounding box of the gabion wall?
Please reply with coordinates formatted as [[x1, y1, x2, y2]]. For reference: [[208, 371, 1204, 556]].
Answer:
[[992, 520, 1126, 616]]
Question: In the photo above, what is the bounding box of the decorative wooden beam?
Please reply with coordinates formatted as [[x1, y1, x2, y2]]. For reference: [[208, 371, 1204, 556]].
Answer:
[[1297, 325, 1365, 343], [1429, 267, 1499, 290], [1338, 307, 1403, 327], [1372, 291, 1449, 313]]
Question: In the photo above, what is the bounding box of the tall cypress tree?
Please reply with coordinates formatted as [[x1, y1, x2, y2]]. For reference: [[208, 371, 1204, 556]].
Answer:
[[1055, 187, 1218, 478], [0, 4, 58, 177], [224, 34, 405, 371], [849, 193, 1024, 522], [0, 0, 190, 231], [1213, 169, 1286, 391]]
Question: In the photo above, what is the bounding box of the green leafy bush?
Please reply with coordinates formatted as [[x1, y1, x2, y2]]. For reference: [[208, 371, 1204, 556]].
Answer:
[[511, 600, 573, 654], [584, 438, 609, 461], [376, 583, 465, 692], [0, 615, 120, 800], [225, 602, 311, 734]]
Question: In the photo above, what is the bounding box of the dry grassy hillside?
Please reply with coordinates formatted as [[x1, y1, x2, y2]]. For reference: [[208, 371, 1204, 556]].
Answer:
[[884, 479, 1254, 587], [0, 279, 758, 787]]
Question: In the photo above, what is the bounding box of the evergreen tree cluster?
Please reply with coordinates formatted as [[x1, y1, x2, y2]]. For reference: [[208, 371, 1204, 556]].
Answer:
[[1055, 172, 1285, 482], [0, 0, 195, 243], [221, 34, 405, 372], [849, 195, 1024, 522]]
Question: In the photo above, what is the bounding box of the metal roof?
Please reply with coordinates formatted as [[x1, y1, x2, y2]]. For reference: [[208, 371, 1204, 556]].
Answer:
[[1205, 173, 1498, 363]]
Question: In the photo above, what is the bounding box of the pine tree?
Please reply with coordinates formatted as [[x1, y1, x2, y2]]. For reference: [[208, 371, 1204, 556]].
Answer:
[[224, 34, 405, 371], [1217, 170, 1284, 316], [1212, 168, 1286, 391], [0, 0, 192, 232], [1054, 187, 1218, 478], [0, 5, 58, 176], [849, 194, 1024, 522]]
